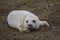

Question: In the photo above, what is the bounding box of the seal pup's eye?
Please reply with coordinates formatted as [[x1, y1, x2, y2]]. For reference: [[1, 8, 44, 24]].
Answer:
[[26, 20, 28, 23], [33, 20, 36, 23]]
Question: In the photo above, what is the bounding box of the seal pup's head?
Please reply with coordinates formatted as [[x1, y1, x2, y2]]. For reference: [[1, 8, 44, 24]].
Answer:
[[24, 15, 40, 31]]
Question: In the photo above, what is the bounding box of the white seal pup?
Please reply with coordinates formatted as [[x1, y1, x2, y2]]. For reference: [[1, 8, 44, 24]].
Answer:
[[7, 10, 49, 32]]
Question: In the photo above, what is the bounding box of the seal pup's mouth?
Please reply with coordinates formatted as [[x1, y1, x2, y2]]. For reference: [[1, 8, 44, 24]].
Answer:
[[27, 26, 38, 31]]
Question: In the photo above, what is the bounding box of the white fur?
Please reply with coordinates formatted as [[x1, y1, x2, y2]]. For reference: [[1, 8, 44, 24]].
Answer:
[[7, 10, 49, 32], [40, 21, 49, 27]]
